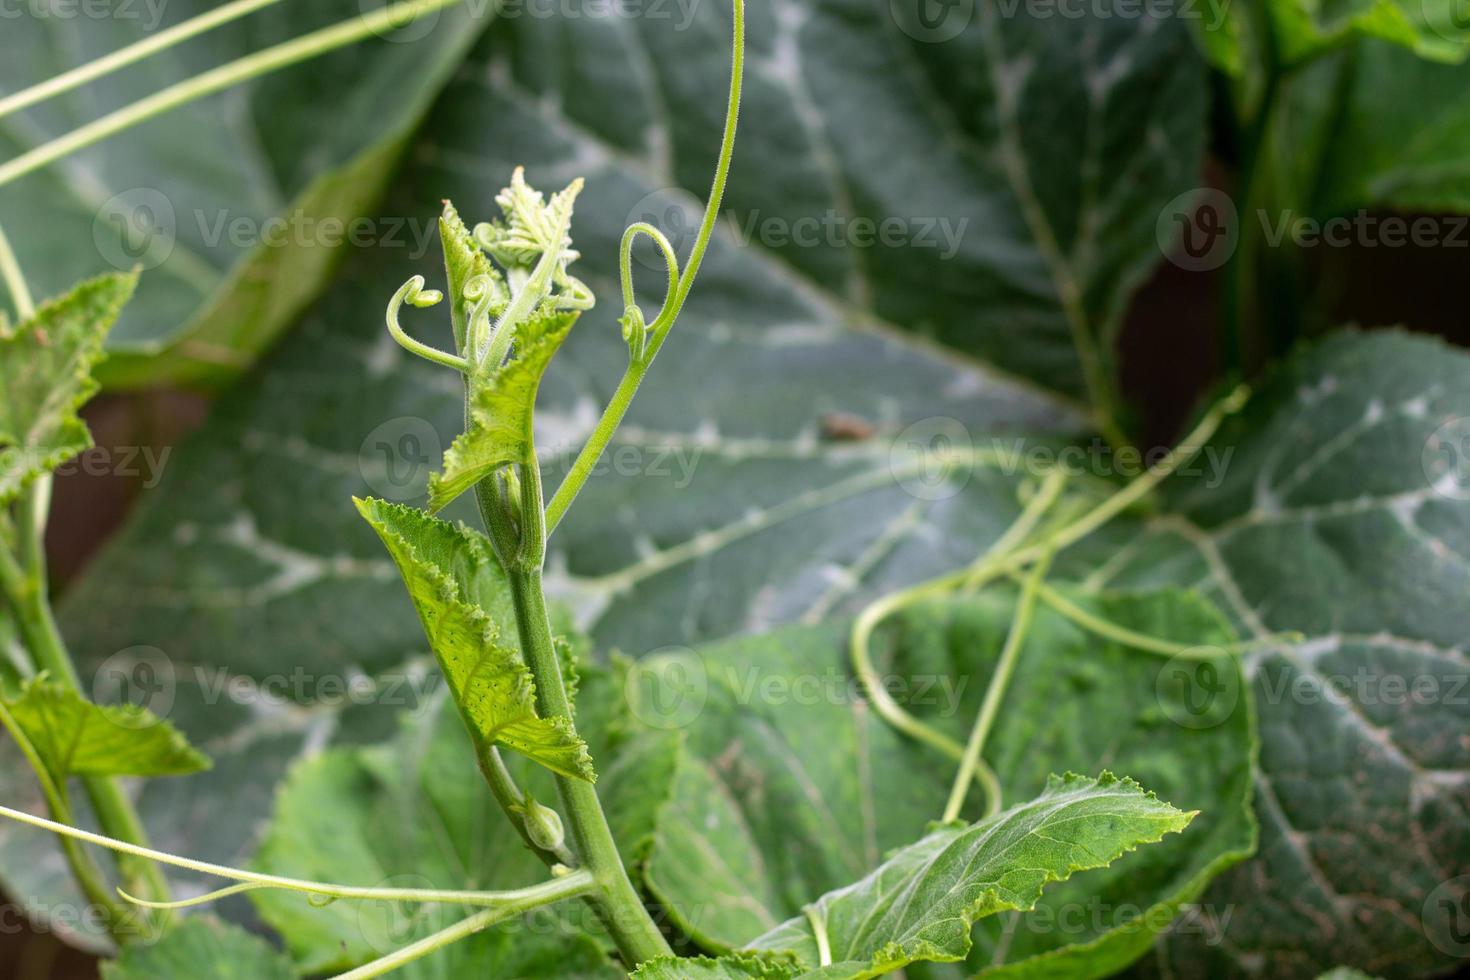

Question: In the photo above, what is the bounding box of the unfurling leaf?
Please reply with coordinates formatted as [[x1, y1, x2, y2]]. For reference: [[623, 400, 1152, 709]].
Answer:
[[748, 773, 1192, 978], [3, 677, 208, 782], [0, 272, 137, 504], [426, 306, 576, 511], [355, 497, 594, 780]]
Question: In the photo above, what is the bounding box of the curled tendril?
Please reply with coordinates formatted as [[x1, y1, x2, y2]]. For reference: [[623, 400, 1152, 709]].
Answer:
[[387, 275, 469, 373], [462, 273, 501, 368], [618, 222, 680, 363]]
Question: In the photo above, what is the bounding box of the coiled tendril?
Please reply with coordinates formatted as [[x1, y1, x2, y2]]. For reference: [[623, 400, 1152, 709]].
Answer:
[[618, 221, 680, 364], [386, 274, 467, 373]]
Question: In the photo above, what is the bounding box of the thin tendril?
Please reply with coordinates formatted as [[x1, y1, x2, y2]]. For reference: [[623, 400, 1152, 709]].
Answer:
[[0, 0, 287, 122], [1020, 577, 1304, 658], [619, 222, 681, 340], [387, 276, 467, 372], [0, 0, 472, 191], [0, 224, 35, 319], [0, 802, 580, 911], [942, 547, 1053, 824], [329, 870, 596, 980], [541, 0, 743, 533], [849, 469, 1068, 815]]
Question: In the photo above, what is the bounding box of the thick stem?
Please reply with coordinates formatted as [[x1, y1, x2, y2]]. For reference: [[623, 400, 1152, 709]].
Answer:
[[502, 566, 671, 966]]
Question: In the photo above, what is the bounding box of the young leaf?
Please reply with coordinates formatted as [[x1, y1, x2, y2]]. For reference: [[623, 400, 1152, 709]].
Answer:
[[1089, 331, 1470, 978], [100, 916, 295, 980], [748, 773, 1192, 977], [4, 676, 209, 782], [0, 272, 136, 503], [356, 496, 594, 780], [252, 701, 619, 976], [427, 306, 576, 511], [440, 201, 506, 351]]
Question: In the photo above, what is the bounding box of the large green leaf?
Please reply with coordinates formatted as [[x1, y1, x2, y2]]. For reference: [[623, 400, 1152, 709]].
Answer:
[[1098, 332, 1470, 978], [1271, 44, 1470, 216], [0, 272, 135, 503], [356, 497, 594, 780], [609, 590, 1255, 979], [748, 773, 1192, 978], [890, 590, 1257, 980], [251, 698, 620, 976], [0, 1, 483, 386], [4, 676, 209, 781], [100, 916, 294, 980]]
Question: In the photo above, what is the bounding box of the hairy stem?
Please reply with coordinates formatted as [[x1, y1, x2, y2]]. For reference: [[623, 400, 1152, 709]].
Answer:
[[0, 0, 470, 190], [0, 0, 286, 122], [501, 564, 672, 966]]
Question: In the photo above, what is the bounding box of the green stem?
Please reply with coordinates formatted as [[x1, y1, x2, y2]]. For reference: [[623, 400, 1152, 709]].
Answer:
[[501, 564, 671, 966], [942, 549, 1052, 824], [0, 0, 470, 190], [331, 869, 596, 980], [0, 0, 287, 122], [1222, 0, 1283, 376], [543, 0, 743, 534]]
